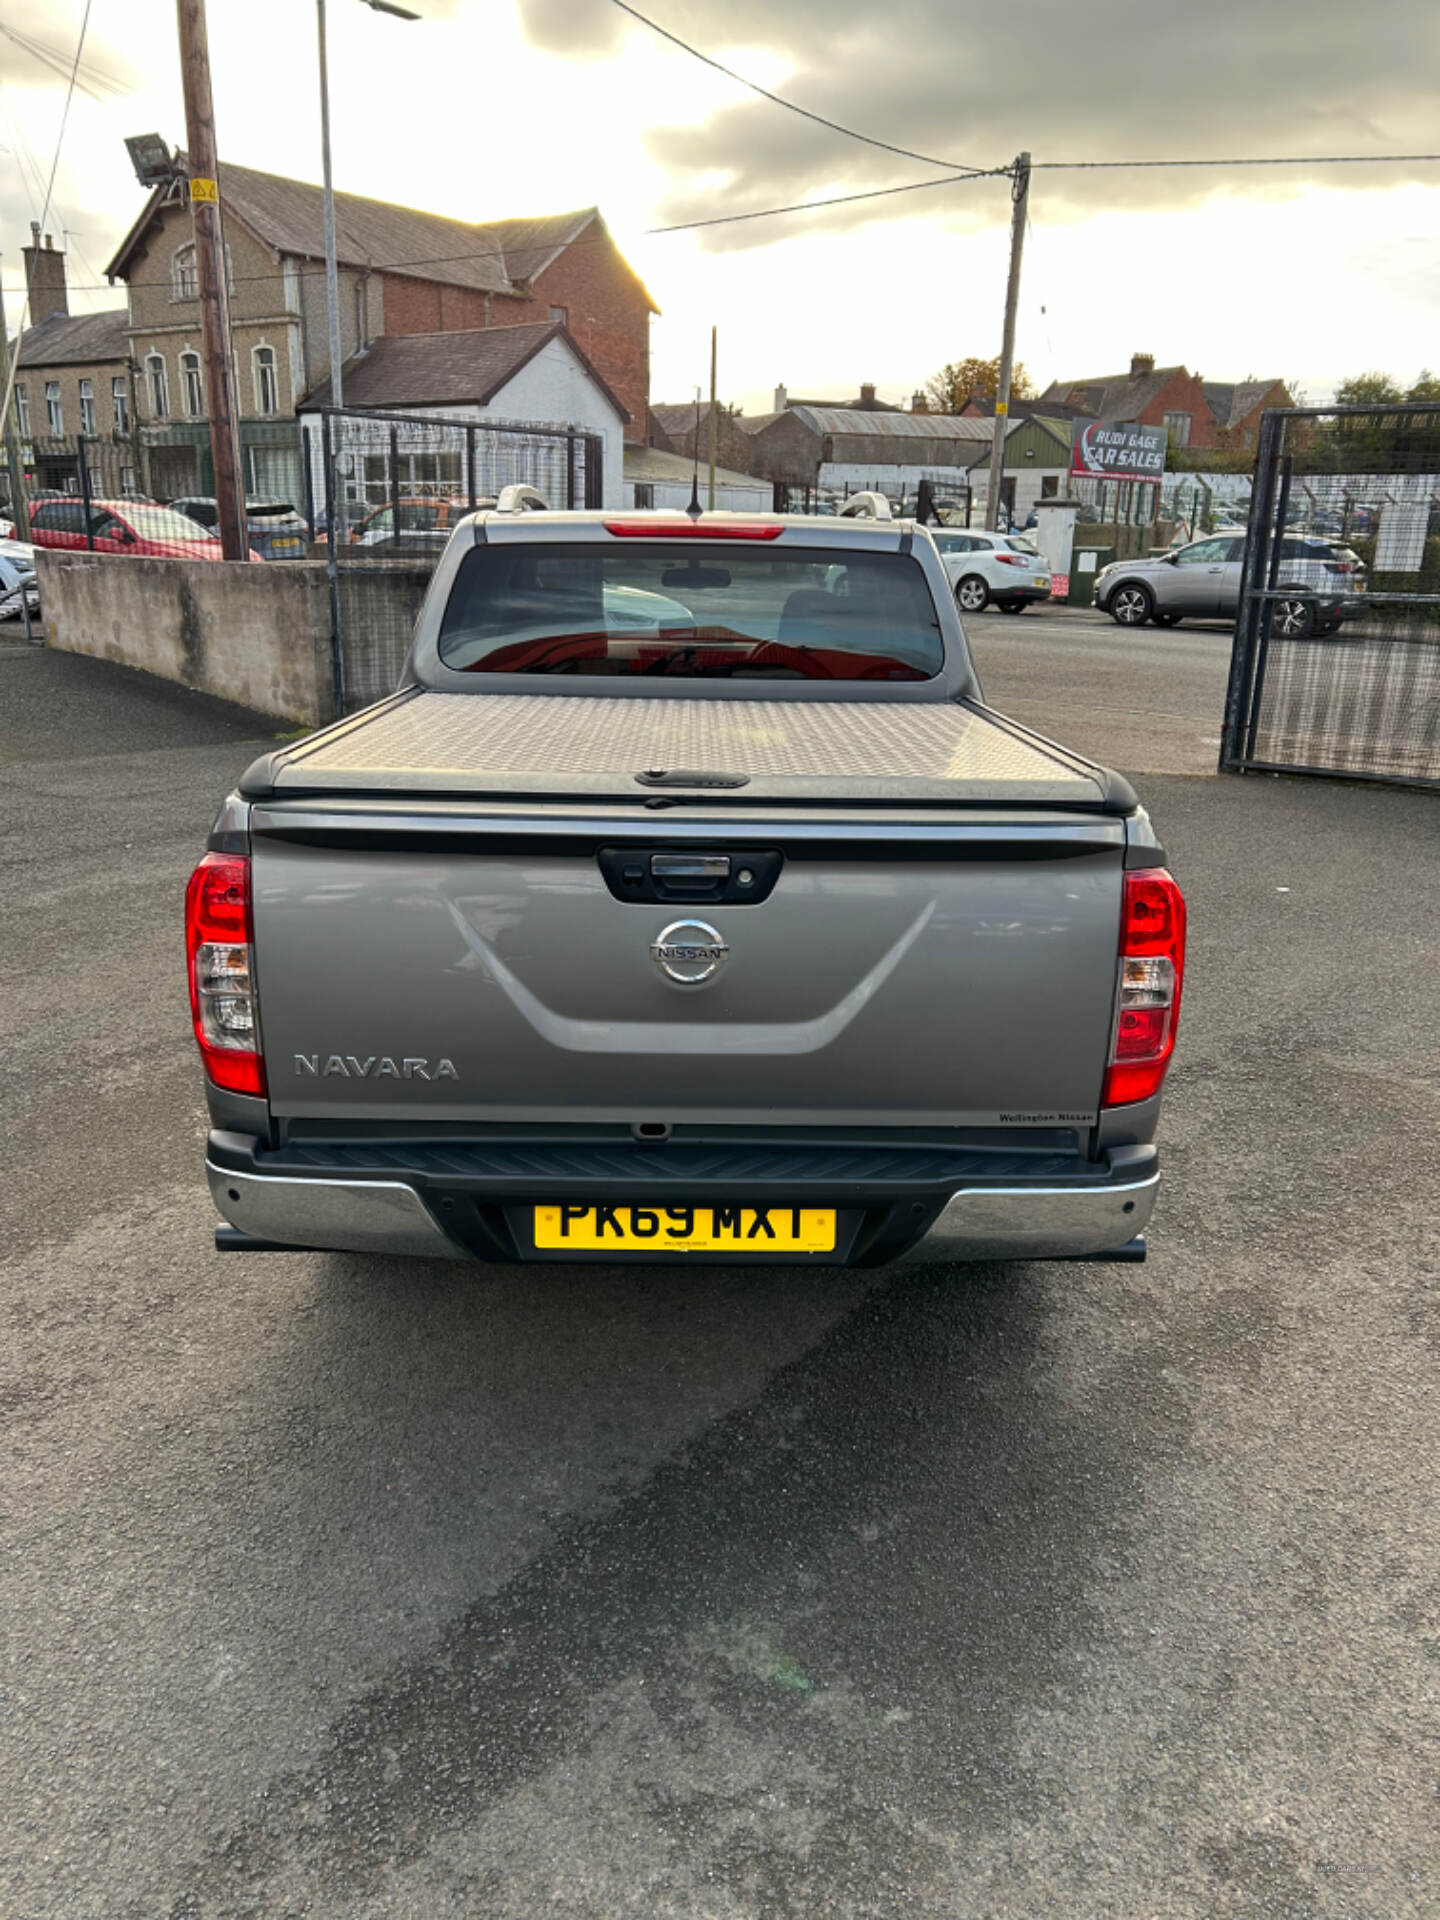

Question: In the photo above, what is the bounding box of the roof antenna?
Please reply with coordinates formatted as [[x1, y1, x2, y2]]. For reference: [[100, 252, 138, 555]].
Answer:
[[687, 384, 702, 517]]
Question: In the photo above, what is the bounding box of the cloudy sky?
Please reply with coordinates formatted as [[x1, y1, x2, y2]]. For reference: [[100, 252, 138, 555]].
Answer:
[[4, 0, 1438, 411]]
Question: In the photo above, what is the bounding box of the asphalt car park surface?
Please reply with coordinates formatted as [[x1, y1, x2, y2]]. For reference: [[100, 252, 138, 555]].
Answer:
[[3, 644, 1437, 1919], [965, 599, 1235, 776]]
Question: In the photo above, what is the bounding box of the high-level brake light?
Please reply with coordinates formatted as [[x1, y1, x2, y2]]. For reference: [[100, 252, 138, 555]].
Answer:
[[185, 853, 265, 1096], [1102, 867, 1186, 1108], [603, 520, 784, 540]]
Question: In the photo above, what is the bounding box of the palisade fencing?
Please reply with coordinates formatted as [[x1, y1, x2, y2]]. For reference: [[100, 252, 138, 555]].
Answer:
[[1220, 404, 1440, 790], [314, 405, 604, 711]]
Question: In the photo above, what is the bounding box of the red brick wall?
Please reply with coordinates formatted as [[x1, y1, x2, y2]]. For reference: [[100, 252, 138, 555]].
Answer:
[[1218, 382, 1294, 450], [1138, 371, 1218, 448], [378, 275, 511, 335], [375, 222, 651, 441], [519, 224, 651, 442]]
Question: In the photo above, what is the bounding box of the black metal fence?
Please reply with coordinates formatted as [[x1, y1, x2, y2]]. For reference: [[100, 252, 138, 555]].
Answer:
[[1220, 404, 1440, 790], [314, 405, 605, 710]]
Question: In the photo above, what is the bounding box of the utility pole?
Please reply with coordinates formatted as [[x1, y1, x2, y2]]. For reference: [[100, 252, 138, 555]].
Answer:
[[707, 325, 718, 510], [176, 0, 247, 559], [0, 266, 30, 540], [316, 0, 345, 411], [986, 151, 1030, 532]]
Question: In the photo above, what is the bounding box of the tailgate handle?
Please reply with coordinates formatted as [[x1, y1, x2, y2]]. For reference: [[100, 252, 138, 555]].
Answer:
[[651, 855, 730, 891]]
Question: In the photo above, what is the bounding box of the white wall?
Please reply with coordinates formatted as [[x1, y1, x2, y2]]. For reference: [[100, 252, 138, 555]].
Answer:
[[491, 336, 625, 507], [297, 334, 628, 517]]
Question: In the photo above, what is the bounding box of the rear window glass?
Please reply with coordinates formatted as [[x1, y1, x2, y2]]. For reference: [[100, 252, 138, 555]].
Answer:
[[437, 541, 945, 681], [1003, 537, 1039, 555]]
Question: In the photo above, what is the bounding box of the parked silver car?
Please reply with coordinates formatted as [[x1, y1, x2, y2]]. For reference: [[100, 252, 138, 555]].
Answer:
[[1095, 533, 1365, 636]]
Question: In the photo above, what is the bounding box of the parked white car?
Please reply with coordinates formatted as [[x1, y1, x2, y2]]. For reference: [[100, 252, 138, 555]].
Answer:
[[0, 539, 39, 621], [930, 529, 1053, 614]]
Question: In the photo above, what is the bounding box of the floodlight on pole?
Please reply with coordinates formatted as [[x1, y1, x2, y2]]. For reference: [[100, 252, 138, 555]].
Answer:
[[316, 0, 420, 414]]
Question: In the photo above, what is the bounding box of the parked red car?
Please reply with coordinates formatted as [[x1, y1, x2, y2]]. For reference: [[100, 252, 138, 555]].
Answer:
[[27, 498, 261, 561]]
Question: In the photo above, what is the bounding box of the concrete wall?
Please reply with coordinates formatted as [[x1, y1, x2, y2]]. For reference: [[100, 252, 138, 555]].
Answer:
[[36, 550, 335, 725]]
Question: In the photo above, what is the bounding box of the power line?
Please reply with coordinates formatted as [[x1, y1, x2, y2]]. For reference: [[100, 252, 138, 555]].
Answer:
[[606, 0, 989, 177], [36, 145, 1440, 296], [1, 0, 92, 452], [1033, 152, 1440, 171], [0, 18, 133, 101], [645, 167, 1006, 234]]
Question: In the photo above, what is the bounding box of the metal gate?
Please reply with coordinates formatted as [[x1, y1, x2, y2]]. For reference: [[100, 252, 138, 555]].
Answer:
[[315, 405, 605, 712], [1220, 403, 1440, 790]]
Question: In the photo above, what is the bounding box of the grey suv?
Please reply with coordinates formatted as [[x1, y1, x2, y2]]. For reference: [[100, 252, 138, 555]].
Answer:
[[1095, 533, 1365, 636]]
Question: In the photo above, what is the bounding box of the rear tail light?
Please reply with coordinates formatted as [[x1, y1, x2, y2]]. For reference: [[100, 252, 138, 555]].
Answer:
[[994, 552, 1029, 567], [1102, 867, 1186, 1108], [185, 853, 265, 1096], [1325, 561, 1354, 575]]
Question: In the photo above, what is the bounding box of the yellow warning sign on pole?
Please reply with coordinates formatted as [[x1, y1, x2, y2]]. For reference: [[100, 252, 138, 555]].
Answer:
[[189, 177, 219, 204]]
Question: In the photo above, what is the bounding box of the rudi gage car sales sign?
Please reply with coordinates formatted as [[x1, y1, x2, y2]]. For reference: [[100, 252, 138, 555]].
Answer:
[[1070, 420, 1168, 481]]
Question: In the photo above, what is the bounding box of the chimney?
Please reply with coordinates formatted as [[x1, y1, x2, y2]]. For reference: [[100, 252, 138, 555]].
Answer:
[[859, 383, 877, 408], [1130, 352, 1154, 378], [773, 383, 788, 412], [911, 391, 927, 412], [23, 221, 68, 322]]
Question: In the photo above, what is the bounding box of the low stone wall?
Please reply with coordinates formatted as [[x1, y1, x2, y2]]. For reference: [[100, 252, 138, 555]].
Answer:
[[36, 551, 337, 725]]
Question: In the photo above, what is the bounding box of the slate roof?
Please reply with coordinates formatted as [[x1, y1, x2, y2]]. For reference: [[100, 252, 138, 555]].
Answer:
[[1202, 380, 1281, 429], [105, 164, 657, 310], [1041, 366, 1187, 419], [297, 320, 629, 421], [16, 307, 129, 368], [650, 401, 728, 441], [787, 407, 999, 441]]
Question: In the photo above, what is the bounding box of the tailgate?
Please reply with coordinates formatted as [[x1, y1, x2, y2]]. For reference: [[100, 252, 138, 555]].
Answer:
[[250, 809, 1124, 1129]]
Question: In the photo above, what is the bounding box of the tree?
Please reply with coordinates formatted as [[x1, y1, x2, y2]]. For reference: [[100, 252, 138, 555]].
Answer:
[[1334, 372, 1404, 407], [925, 356, 1035, 414], [1407, 369, 1440, 402]]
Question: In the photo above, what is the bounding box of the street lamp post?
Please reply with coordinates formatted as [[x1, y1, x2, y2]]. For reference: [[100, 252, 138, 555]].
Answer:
[[316, 0, 419, 411]]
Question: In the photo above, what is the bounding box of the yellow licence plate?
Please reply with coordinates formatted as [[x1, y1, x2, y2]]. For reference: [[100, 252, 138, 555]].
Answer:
[[534, 1204, 837, 1253]]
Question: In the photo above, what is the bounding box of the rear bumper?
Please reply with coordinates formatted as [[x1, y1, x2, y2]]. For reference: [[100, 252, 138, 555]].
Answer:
[[205, 1132, 1160, 1266]]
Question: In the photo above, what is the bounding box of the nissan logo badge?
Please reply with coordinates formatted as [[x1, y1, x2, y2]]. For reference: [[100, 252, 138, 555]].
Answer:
[[651, 920, 729, 986]]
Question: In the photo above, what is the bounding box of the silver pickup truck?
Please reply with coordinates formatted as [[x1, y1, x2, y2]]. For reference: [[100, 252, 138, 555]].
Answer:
[[187, 504, 1185, 1268]]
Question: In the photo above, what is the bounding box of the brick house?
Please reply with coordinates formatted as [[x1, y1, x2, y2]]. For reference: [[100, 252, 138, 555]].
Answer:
[[648, 400, 754, 474], [1042, 355, 1219, 449], [1041, 355, 1294, 451], [103, 158, 657, 496], [8, 227, 136, 496], [1200, 379, 1294, 450]]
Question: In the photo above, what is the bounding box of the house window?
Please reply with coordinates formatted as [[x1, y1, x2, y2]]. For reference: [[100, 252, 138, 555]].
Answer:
[[14, 384, 28, 436], [45, 381, 63, 434], [180, 351, 204, 418], [79, 379, 96, 435], [146, 353, 168, 419], [112, 376, 130, 433], [253, 344, 278, 416], [549, 305, 568, 325], [1163, 411, 1192, 447], [173, 243, 198, 299], [633, 483, 654, 509]]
